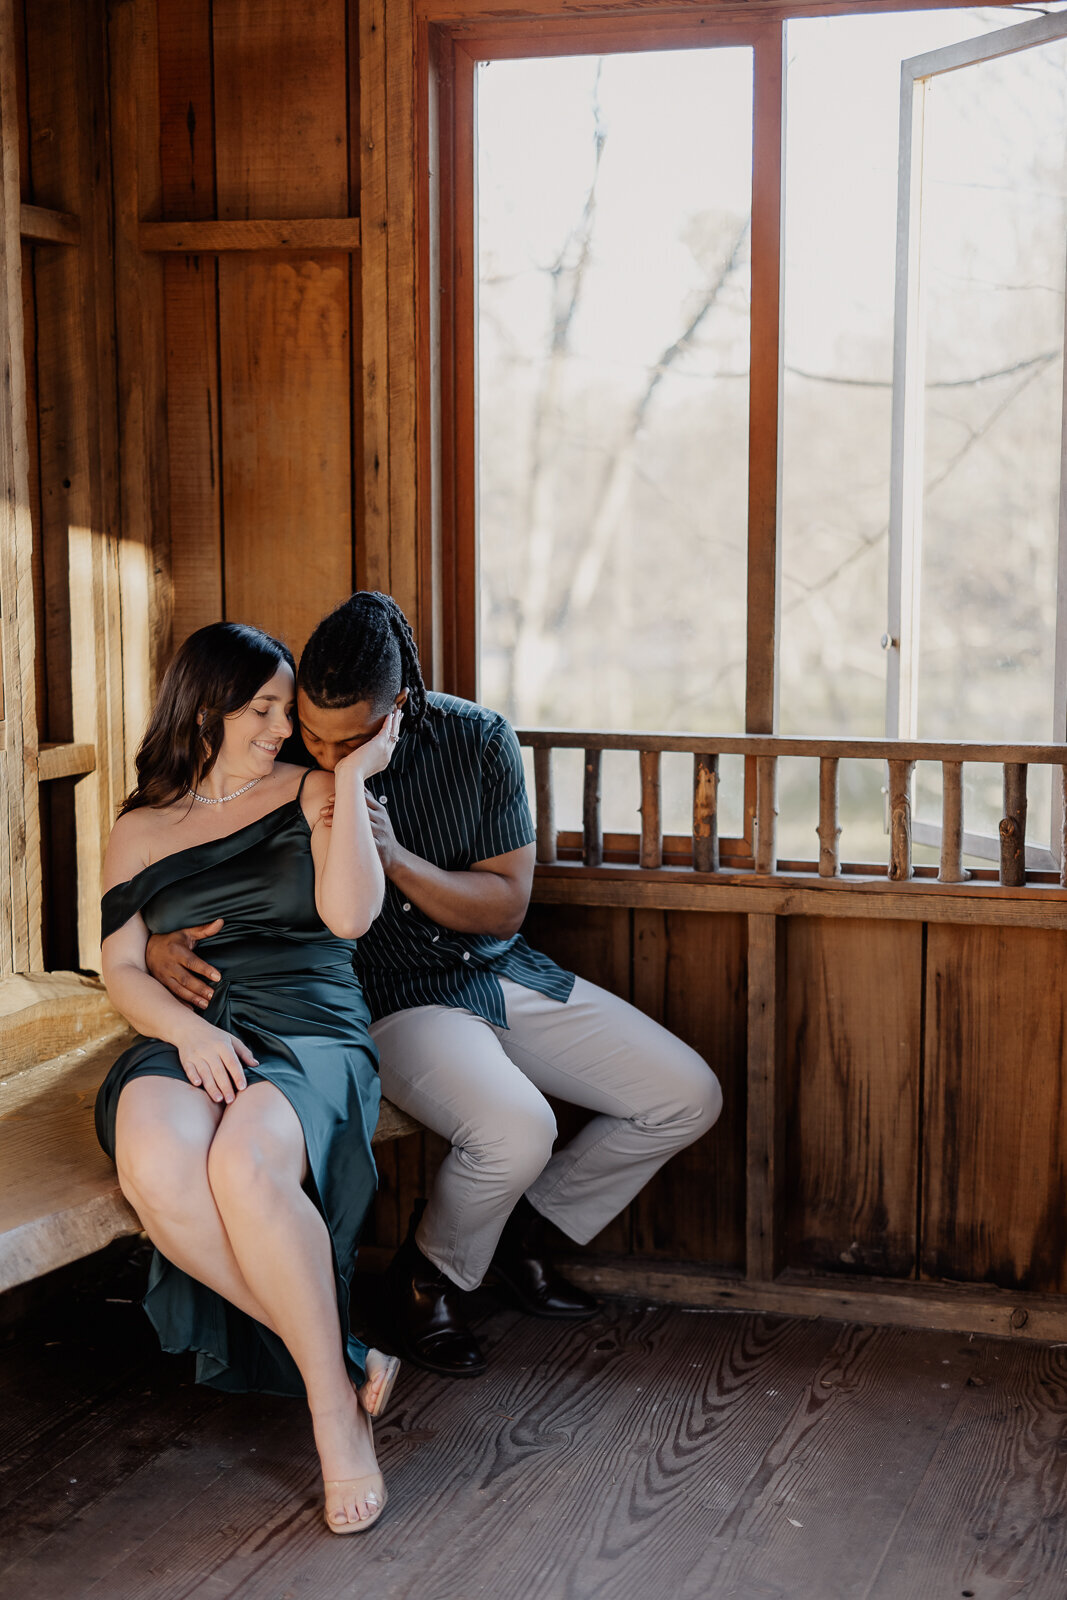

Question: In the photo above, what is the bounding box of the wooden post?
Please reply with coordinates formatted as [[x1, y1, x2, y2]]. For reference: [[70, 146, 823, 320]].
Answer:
[[0, 0, 43, 972], [938, 760, 968, 884], [746, 912, 785, 1282], [692, 752, 719, 872], [816, 756, 840, 878], [1061, 767, 1067, 890], [639, 750, 662, 870], [754, 755, 778, 874], [533, 746, 556, 866], [999, 763, 1028, 888], [887, 758, 915, 881], [582, 748, 602, 868]]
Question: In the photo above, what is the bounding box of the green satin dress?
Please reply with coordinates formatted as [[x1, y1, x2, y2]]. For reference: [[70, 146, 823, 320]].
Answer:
[[94, 773, 381, 1398]]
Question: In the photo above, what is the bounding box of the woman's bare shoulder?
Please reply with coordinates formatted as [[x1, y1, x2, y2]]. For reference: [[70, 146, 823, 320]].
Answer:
[[103, 808, 157, 892]]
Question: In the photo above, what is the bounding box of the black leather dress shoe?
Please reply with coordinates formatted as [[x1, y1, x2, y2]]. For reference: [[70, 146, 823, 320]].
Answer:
[[382, 1231, 487, 1379], [488, 1196, 600, 1321]]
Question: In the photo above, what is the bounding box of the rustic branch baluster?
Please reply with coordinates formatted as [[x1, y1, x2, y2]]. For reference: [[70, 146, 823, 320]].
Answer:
[[999, 763, 1028, 887], [693, 753, 719, 872], [583, 748, 602, 868], [533, 747, 556, 866], [817, 757, 840, 878], [938, 760, 968, 884], [639, 750, 662, 870], [755, 755, 778, 875], [887, 759, 915, 881]]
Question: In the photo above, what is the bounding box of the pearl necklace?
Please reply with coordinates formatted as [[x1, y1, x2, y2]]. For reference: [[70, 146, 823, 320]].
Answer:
[[187, 775, 264, 805]]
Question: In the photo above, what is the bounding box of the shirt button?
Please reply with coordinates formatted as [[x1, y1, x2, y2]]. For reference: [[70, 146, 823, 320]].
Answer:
[[402, 902, 411, 912], [462, 951, 471, 961], [377, 795, 388, 805]]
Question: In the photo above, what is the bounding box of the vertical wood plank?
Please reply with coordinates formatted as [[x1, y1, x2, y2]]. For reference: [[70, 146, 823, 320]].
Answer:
[[109, 0, 172, 784], [213, 0, 352, 655], [923, 924, 1067, 1293], [157, 0, 221, 648], [692, 752, 719, 872], [744, 25, 784, 738], [631, 908, 747, 1270], [1061, 766, 1067, 889], [754, 753, 777, 874], [359, 0, 391, 598], [817, 756, 840, 877], [384, 0, 419, 630], [0, 0, 43, 971], [746, 911, 784, 1281], [938, 759, 968, 884], [582, 747, 602, 868], [638, 750, 662, 870], [784, 917, 922, 1276], [533, 745, 556, 865], [887, 757, 914, 881], [999, 762, 1027, 888]]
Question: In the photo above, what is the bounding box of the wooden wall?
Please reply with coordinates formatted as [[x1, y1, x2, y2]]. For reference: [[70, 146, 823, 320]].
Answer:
[[154, 0, 362, 661], [372, 903, 1067, 1299]]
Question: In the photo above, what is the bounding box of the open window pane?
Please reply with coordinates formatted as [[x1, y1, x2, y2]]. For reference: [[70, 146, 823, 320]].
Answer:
[[477, 49, 753, 759]]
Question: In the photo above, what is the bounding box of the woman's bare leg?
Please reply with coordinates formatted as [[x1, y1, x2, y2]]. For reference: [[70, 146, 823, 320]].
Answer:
[[206, 1081, 382, 1526], [115, 1076, 278, 1332]]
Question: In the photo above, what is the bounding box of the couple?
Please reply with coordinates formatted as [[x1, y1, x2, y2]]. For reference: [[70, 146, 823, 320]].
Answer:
[[97, 591, 723, 1537]]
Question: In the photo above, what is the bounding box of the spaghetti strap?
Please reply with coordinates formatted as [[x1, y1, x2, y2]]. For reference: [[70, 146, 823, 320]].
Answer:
[[296, 766, 314, 803]]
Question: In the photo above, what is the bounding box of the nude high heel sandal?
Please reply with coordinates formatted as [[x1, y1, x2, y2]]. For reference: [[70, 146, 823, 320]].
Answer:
[[323, 1475, 388, 1535], [356, 1349, 400, 1419]]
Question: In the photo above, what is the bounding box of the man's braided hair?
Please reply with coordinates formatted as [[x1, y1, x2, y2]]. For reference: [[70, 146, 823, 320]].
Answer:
[[297, 591, 438, 738]]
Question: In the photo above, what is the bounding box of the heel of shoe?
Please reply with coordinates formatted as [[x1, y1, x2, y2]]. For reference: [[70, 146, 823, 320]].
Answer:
[[356, 1351, 401, 1418]]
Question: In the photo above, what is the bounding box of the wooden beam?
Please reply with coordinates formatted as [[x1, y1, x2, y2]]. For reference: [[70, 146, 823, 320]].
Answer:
[[518, 729, 1067, 763], [140, 218, 362, 253], [693, 753, 719, 872], [19, 204, 80, 246], [37, 742, 96, 782], [558, 1257, 1067, 1345], [583, 747, 602, 868], [744, 25, 785, 738], [0, 0, 44, 972], [109, 0, 172, 789], [638, 750, 662, 870], [746, 911, 786, 1280], [938, 760, 968, 884], [887, 757, 915, 881], [529, 868, 1067, 931], [817, 756, 840, 877], [1000, 763, 1028, 888], [533, 745, 557, 865], [359, 0, 392, 598]]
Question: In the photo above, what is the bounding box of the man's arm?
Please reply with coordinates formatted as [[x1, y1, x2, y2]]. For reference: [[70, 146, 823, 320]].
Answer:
[[368, 796, 533, 938]]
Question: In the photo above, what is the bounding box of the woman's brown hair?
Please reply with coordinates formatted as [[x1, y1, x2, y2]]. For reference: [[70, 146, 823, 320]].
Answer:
[[120, 622, 296, 814]]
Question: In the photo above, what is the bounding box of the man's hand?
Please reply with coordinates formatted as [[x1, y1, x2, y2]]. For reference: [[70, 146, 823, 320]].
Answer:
[[366, 795, 402, 872], [145, 919, 224, 1008]]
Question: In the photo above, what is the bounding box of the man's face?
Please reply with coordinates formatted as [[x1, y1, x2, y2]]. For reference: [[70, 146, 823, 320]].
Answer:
[[295, 687, 406, 772]]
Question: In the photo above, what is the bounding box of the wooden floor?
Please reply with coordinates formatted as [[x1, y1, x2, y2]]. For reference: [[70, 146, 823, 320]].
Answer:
[[2, 1253, 1066, 1599]]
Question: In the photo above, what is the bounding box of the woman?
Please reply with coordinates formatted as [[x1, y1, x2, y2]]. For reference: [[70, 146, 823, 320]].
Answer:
[[95, 621, 399, 1535]]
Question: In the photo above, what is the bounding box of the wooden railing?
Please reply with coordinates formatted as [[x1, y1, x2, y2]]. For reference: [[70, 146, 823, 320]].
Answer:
[[518, 731, 1067, 890]]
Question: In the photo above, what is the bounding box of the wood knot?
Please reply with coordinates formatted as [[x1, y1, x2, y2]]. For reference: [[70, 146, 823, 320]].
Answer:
[[1009, 1306, 1029, 1329]]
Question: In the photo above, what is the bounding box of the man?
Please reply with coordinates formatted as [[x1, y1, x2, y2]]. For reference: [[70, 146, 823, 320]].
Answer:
[[147, 592, 723, 1377]]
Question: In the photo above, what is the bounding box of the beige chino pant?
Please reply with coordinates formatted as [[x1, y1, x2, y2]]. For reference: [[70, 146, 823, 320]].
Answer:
[[369, 975, 723, 1291]]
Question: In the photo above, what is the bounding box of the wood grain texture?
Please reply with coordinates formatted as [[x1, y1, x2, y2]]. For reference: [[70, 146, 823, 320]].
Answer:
[[923, 923, 1067, 1294], [746, 911, 786, 1280], [212, 0, 349, 222], [18, 205, 79, 245], [36, 743, 95, 782], [142, 218, 362, 252], [783, 917, 921, 1277], [212, 0, 354, 656], [0, 0, 43, 972], [631, 909, 746, 1269], [358, 0, 391, 596], [11, 1297, 1064, 1600], [218, 255, 352, 653], [157, 0, 221, 648]]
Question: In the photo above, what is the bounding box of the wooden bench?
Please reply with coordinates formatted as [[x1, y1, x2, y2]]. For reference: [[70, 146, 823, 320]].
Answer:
[[0, 972, 420, 1294]]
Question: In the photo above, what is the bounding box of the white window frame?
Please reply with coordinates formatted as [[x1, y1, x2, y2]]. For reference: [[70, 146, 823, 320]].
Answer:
[[885, 9, 1067, 872]]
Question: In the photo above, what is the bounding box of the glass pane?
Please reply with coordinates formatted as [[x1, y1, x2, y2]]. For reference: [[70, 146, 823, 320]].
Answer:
[[915, 33, 1067, 846], [478, 49, 753, 757]]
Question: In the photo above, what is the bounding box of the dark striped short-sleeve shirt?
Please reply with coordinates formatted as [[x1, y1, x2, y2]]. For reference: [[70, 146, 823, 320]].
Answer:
[[352, 692, 575, 1027]]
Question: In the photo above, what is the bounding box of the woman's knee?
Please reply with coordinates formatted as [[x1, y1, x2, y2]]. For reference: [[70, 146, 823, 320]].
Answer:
[[206, 1118, 301, 1210], [116, 1127, 209, 1219]]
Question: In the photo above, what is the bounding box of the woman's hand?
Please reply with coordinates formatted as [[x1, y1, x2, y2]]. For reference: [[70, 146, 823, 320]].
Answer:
[[176, 1019, 259, 1105], [335, 706, 403, 783]]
